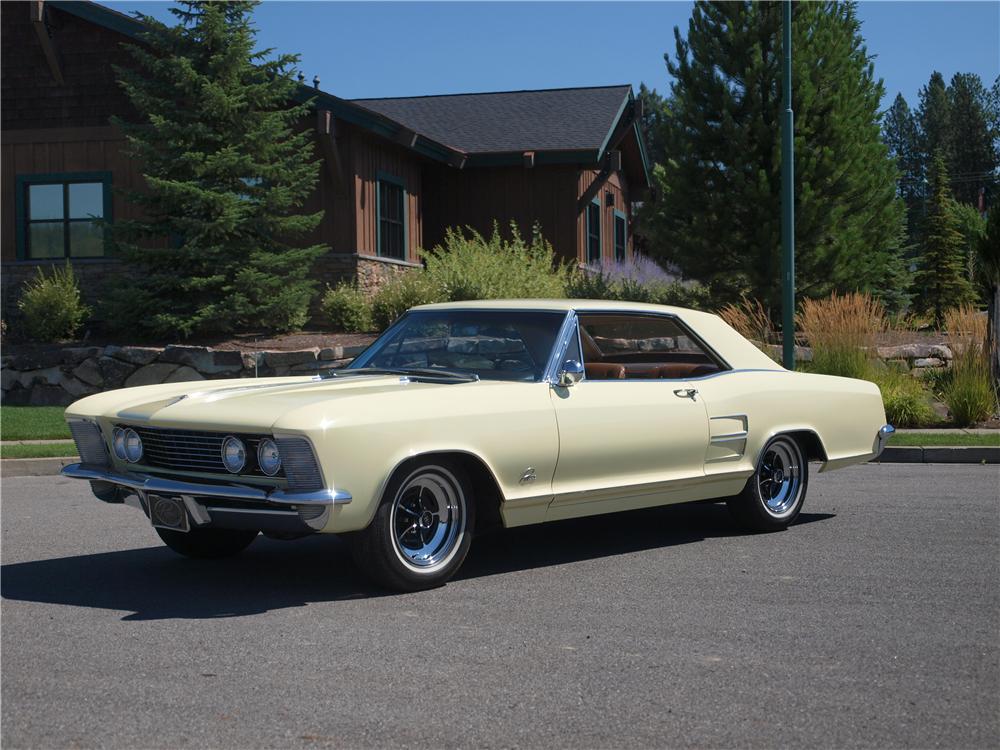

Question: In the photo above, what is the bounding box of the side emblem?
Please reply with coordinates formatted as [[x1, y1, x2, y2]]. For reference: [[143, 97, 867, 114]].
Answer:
[[519, 467, 537, 485]]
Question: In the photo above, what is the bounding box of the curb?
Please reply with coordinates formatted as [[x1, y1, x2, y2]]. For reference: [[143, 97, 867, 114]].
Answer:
[[2, 456, 79, 477], [877, 446, 1000, 464]]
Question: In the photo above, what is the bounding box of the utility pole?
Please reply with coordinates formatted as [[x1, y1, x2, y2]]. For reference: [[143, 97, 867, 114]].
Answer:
[[781, 0, 796, 370]]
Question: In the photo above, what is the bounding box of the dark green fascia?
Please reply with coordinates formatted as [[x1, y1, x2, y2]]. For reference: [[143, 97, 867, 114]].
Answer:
[[15, 171, 114, 260], [596, 91, 631, 160], [48, 1, 145, 40], [595, 89, 652, 188]]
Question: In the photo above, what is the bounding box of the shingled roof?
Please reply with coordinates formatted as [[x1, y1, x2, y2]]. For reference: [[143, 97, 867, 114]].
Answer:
[[353, 85, 633, 155]]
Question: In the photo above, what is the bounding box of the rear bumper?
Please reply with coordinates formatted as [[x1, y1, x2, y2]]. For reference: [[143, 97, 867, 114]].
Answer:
[[61, 463, 351, 533], [874, 424, 895, 458]]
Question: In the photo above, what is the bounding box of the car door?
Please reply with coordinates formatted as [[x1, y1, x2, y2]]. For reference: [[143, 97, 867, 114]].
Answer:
[[547, 311, 713, 516]]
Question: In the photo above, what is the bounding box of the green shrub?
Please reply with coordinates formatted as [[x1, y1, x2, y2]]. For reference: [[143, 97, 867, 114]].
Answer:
[[871, 368, 937, 427], [17, 264, 90, 342], [422, 222, 571, 301], [321, 283, 374, 333], [371, 272, 444, 330], [566, 256, 710, 310]]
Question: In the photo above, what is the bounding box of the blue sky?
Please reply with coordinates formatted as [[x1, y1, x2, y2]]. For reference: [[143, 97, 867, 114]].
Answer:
[[105, 1, 999, 107]]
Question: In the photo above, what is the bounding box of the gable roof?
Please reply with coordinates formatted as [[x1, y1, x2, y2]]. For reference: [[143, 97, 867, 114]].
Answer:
[[353, 85, 632, 155]]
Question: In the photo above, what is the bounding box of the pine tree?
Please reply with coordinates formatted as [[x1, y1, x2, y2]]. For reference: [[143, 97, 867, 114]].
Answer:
[[108, 1, 326, 338], [917, 72, 951, 169], [636, 83, 670, 168], [912, 153, 977, 326], [947, 73, 998, 206], [643, 1, 906, 312], [883, 93, 924, 247]]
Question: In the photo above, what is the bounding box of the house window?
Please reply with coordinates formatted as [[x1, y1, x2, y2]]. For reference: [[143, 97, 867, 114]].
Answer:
[[614, 211, 627, 262], [16, 172, 112, 260], [586, 200, 601, 265], [377, 175, 406, 260]]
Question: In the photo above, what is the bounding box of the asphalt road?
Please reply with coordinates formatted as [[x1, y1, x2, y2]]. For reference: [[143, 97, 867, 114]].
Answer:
[[2, 463, 998, 749]]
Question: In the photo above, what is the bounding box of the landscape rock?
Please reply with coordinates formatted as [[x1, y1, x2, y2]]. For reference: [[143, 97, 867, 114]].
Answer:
[[289, 360, 341, 373], [124, 363, 179, 388], [318, 347, 342, 361], [264, 349, 318, 368], [1, 367, 20, 391], [159, 345, 214, 370], [209, 350, 244, 373], [12, 350, 63, 370], [20, 367, 63, 387], [97, 356, 136, 386], [104, 345, 161, 366], [163, 365, 205, 383], [61, 347, 102, 365], [72, 358, 104, 387], [913, 357, 944, 368], [59, 374, 98, 398], [28, 385, 72, 406], [876, 343, 953, 361]]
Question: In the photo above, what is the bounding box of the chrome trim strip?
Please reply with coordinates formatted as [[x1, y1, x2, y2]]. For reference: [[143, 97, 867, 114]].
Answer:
[[205, 507, 301, 516], [544, 310, 579, 384], [874, 424, 895, 457], [711, 432, 749, 442], [59, 463, 351, 505]]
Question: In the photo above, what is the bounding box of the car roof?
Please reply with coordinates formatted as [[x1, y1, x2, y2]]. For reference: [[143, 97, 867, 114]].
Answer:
[[412, 298, 697, 315]]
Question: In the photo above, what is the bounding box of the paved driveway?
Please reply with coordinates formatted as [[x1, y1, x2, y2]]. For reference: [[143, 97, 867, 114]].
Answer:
[[2, 463, 997, 748]]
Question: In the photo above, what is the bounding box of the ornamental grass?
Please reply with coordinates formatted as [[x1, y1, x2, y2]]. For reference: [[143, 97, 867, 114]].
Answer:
[[941, 305, 995, 426], [796, 292, 885, 380]]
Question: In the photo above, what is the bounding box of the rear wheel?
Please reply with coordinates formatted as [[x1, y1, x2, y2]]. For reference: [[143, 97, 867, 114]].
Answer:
[[727, 435, 808, 532], [156, 527, 258, 559], [351, 459, 474, 592]]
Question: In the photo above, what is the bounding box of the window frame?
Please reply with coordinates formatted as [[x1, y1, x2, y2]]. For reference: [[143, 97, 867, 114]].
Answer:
[[570, 310, 732, 382], [376, 171, 408, 261], [613, 209, 628, 262], [15, 171, 113, 261], [586, 198, 602, 265]]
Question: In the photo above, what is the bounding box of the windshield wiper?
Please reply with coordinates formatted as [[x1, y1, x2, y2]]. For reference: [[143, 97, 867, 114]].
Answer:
[[321, 367, 479, 383]]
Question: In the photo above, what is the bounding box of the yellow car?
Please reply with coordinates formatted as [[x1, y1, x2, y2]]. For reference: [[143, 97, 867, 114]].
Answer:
[[62, 300, 892, 591]]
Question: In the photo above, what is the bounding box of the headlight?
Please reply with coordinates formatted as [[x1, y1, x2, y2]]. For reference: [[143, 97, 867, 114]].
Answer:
[[123, 428, 143, 463], [257, 438, 281, 476], [221, 436, 246, 473], [112, 427, 127, 460]]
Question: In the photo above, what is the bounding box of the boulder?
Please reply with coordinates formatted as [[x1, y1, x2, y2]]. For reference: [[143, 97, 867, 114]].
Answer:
[[1, 367, 20, 391], [62, 346, 102, 365], [159, 345, 214, 370], [318, 347, 343, 361], [20, 366, 63, 387], [876, 343, 951, 361], [124, 362, 179, 388], [59, 373, 98, 398], [28, 384, 73, 406], [290, 360, 342, 374], [97, 356, 136, 386], [913, 357, 944, 368], [208, 350, 244, 374], [72, 358, 104, 387], [12, 349, 63, 370], [104, 345, 161, 366], [264, 349, 318, 368], [163, 365, 206, 383]]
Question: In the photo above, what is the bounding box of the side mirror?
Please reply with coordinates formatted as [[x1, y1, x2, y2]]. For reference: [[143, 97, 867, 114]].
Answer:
[[557, 359, 585, 387]]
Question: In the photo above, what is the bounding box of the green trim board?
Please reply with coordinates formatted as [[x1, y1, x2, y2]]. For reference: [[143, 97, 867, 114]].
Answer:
[[15, 171, 113, 260], [586, 198, 602, 265], [596, 92, 632, 162], [375, 171, 409, 261], [613, 209, 628, 261]]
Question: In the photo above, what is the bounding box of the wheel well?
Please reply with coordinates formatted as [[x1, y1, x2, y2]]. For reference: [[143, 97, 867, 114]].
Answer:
[[784, 430, 827, 462], [390, 452, 505, 535]]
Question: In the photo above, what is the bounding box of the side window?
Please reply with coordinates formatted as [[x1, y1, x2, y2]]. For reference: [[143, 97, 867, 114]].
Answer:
[[377, 175, 406, 260], [17, 173, 112, 259], [576, 313, 723, 380]]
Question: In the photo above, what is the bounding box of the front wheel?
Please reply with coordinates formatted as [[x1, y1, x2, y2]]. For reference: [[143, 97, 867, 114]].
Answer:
[[351, 459, 475, 592], [727, 435, 808, 532], [156, 527, 259, 559]]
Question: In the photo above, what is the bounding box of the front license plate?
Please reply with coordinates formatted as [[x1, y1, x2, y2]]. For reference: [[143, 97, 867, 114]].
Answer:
[[148, 494, 191, 533]]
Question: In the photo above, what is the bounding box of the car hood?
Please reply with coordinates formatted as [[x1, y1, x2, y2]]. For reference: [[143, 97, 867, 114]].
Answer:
[[67, 374, 478, 433]]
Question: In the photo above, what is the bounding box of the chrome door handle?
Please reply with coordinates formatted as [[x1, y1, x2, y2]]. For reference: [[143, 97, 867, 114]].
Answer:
[[673, 388, 698, 400]]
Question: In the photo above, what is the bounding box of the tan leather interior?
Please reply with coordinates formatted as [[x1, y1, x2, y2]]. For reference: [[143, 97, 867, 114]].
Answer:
[[584, 363, 626, 379]]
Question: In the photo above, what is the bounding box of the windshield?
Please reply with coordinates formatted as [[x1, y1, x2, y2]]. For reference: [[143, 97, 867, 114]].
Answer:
[[348, 310, 567, 382]]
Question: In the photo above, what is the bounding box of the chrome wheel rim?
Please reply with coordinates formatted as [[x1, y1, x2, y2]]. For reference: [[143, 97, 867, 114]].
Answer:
[[755, 439, 803, 518], [389, 466, 466, 573]]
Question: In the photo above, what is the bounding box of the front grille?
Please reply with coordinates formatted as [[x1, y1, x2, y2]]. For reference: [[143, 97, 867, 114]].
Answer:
[[69, 420, 109, 466], [126, 425, 283, 478], [275, 437, 323, 490]]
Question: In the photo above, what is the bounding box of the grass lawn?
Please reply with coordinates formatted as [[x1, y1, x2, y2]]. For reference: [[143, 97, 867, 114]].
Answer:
[[890, 432, 1000, 447], [0, 406, 71, 441], [1, 441, 78, 459]]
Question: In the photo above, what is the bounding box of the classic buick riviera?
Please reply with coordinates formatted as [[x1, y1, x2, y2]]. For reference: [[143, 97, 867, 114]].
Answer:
[[62, 300, 893, 591]]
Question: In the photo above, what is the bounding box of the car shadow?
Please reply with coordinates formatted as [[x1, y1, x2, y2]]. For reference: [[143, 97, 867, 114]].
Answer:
[[1, 503, 833, 621]]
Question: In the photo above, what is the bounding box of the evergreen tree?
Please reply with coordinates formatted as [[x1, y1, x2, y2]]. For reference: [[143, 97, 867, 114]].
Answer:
[[883, 93, 924, 247], [947, 73, 998, 205], [109, 1, 326, 338], [912, 153, 977, 326], [644, 1, 906, 312], [636, 83, 670, 168], [917, 71, 951, 169]]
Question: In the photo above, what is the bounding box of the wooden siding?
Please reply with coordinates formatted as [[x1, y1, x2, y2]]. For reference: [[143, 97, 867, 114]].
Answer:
[[351, 131, 423, 261], [422, 165, 580, 262], [0, 127, 147, 261], [576, 168, 632, 264]]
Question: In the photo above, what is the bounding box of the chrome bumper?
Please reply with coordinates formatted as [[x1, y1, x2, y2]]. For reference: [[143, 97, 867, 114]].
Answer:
[[874, 424, 895, 457], [61, 463, 351, 533]]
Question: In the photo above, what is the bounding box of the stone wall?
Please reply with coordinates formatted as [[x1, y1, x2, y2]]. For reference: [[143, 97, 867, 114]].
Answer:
[[1, 343, 366, 406], [764, 343, 954, 370]]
